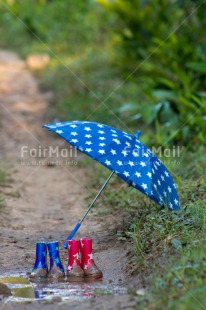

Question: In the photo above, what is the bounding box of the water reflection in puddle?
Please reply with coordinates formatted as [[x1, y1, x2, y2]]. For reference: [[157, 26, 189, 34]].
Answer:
[[0, 275, 126, 301]]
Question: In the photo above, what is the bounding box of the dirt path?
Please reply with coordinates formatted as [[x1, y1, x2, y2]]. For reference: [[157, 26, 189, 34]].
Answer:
[[0, 51, 135, 309]]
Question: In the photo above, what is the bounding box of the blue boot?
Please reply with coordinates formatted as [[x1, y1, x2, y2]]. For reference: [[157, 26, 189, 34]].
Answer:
[[30, 242, 48, 278], [47, 241, 65, 278]]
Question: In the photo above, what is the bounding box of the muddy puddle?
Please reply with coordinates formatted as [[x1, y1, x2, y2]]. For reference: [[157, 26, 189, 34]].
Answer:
[[0, 274, 127, 302]]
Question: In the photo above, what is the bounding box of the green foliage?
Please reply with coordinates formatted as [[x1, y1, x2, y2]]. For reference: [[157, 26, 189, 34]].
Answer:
[[97, 0, 206, 144], [3, 0, 205, 144], [0, 0, 139, 130], [0, 0, 103, 55], [86, 146, 206, 309]]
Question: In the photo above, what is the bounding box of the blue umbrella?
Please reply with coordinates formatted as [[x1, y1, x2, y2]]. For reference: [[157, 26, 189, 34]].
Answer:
[[43, 121, 180, 247]]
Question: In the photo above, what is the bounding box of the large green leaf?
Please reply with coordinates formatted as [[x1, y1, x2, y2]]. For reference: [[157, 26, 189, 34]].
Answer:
[[186, 62, 206, 73]]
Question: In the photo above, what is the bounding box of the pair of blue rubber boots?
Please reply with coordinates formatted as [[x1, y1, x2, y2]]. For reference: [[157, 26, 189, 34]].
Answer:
[[30, 241, 64, 278]]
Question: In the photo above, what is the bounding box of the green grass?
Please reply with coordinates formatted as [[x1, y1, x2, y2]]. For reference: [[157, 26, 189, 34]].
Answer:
[[83, 146, 206, 309], [148, 241, 206, 310]]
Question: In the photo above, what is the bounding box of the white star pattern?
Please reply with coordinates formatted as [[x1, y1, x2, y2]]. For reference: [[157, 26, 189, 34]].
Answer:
[[135, 172, 141, 178], [174, 198, 179, 205], [123, 171, 130, 177], [98, 149, 105, 155], [88, 253, 93, 260], [122, 150, 128, 157], [105, 160, 111, 165], [125, 135, 132, 140], [132, 151, 139, 157], [135, 145, 140, 149], [71, 139, 78, 143], [161, 175, 165, 181], [117, 160, 123, 166], [113, 138, 121, 144], [125, 141, 131, 147], [44, 121, 180, 210], [142, 183, 148, 190], [73, 253, 80, 260], [110, 149, 117, 155]]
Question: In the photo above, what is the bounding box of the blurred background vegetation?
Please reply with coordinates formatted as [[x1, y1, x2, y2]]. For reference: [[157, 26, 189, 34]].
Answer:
[[0, 0, 206, 147]]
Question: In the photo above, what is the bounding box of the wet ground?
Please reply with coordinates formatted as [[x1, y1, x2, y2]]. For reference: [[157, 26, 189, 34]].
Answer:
[[0, 51, 137, 309], [0, 275, 126, 301], [0, 275, 134, 310]]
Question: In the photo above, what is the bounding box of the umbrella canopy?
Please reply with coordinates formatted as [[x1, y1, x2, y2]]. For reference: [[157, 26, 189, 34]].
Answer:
[[43, 121, 180, 211]]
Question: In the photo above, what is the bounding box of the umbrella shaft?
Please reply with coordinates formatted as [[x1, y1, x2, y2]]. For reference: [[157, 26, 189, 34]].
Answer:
[[80, 170, 115, 223]]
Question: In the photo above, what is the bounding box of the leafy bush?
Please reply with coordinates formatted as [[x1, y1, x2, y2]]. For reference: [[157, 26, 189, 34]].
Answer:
[[0, 0, 106, 55], [97, 0, 206, 144]]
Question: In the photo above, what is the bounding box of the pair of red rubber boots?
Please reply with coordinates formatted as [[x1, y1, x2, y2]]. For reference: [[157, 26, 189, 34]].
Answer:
[[67, 238, 103, 279]]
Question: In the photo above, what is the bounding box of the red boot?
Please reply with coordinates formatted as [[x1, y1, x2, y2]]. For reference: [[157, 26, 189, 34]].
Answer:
[[67, 239, 84, 279], [80, 238, 103, 279]]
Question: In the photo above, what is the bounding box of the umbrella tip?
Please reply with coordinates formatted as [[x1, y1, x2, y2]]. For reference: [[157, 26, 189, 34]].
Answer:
[[135, 130, 141, 138]]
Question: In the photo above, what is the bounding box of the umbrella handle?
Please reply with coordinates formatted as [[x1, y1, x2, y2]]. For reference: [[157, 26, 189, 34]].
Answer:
[[63, 222, 81, 249]]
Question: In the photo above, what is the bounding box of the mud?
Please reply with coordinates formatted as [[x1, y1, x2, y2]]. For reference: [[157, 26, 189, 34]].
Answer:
[[0, 51, 136, 309]]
